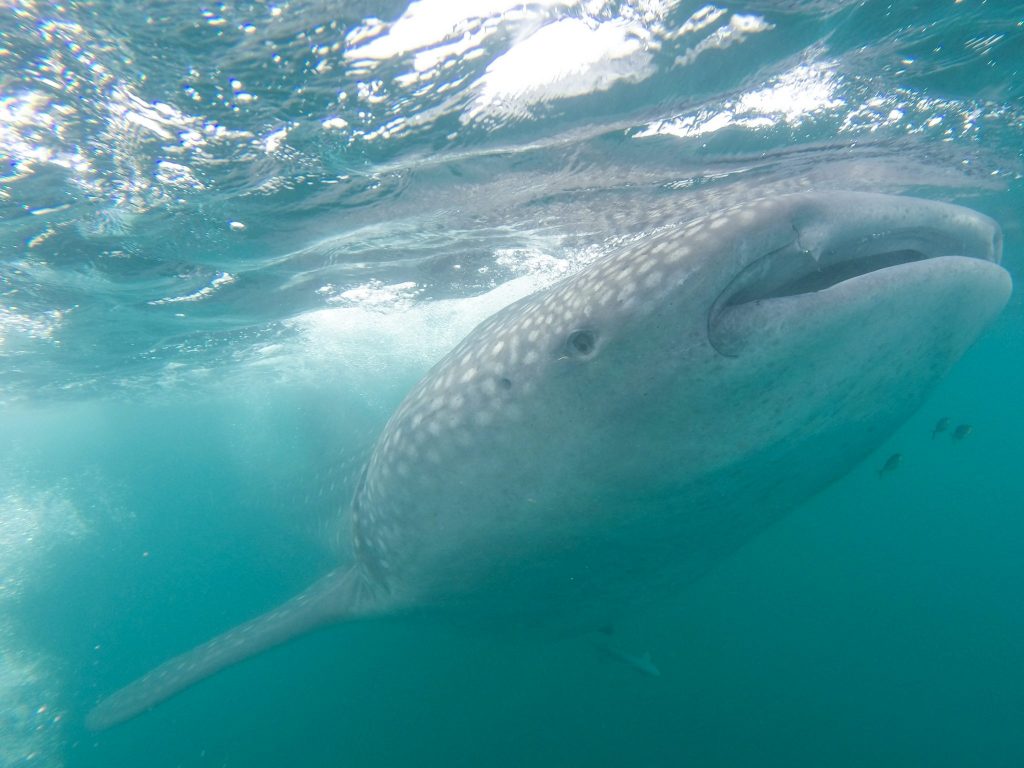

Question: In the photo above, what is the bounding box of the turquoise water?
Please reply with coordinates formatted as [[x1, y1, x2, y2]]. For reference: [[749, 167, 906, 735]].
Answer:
[[2, 1, 1023, 765]]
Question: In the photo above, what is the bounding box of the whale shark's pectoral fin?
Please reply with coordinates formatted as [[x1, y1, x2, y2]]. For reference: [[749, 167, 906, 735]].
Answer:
[[87, 566, 380, 730]]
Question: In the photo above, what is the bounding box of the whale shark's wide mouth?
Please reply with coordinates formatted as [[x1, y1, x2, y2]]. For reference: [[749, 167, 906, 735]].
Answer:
[[719, 228, 1001, 309], [724, 246, 928, 306], [708, 207, 1004, 356]]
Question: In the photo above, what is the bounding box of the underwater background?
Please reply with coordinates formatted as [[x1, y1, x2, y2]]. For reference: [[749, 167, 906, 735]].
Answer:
[[1, 1, 1022, 765]]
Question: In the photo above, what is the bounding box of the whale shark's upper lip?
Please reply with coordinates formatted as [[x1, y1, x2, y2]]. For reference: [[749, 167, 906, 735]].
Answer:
[[707, 196, 1003, 356]]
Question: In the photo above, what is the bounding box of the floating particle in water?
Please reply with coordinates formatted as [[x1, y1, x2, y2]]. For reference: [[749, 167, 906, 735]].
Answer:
[[952, 424, 973, 441], [932, 416, 949, 438], [878, 453, 902, 476]]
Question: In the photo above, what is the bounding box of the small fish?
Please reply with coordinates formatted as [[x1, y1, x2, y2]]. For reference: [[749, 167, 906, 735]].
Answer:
[[952, 424, 973, 440], [596, 643, 662, 677], [932, 417, 950, 439], [878, 453, 902, 476]]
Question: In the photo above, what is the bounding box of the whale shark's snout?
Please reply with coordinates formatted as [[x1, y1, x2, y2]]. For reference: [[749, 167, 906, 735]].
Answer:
[[707, 193, 1008, 356]]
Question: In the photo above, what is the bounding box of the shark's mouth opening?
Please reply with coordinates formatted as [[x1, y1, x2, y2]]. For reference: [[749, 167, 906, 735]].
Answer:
[[708, 220, 1003, 356], [724, 247, 930, 306]]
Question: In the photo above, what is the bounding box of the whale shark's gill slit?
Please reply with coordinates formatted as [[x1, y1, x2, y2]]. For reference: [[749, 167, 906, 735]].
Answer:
[[727, 249, 929, 306]]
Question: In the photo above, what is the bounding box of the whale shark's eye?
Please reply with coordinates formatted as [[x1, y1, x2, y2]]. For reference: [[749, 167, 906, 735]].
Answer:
[[567, 329, 597, 358]]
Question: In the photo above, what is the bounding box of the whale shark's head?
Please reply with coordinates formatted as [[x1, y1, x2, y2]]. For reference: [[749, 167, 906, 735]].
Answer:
[[517, 192, 1011, 491], [512, 191, 1010, 487], [357, 191, 1010, 594]]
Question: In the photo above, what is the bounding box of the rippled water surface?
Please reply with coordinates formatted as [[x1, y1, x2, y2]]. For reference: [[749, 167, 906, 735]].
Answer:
[[1, 1, 1023, 766]]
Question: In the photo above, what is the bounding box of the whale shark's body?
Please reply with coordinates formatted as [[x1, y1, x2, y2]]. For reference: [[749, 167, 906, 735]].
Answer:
[[88, 191, 1011, 729]]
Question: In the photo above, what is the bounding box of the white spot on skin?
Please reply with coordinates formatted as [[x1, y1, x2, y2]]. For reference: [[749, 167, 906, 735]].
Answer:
[[666, 245, 691, 263]]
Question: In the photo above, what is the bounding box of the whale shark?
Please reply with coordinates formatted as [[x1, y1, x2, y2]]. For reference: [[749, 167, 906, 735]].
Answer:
[[87, 191, 1011, 729]]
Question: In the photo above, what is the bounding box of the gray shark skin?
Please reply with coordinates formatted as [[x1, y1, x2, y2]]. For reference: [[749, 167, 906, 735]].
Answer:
[[87, 191, 1011, 729]]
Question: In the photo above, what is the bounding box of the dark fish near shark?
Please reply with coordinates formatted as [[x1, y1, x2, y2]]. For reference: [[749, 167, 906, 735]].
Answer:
[[952, 424, 973, 440], [87, 191, 1011, 729], [878, 453, 902, 476], [596, 643, 662, 677]]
